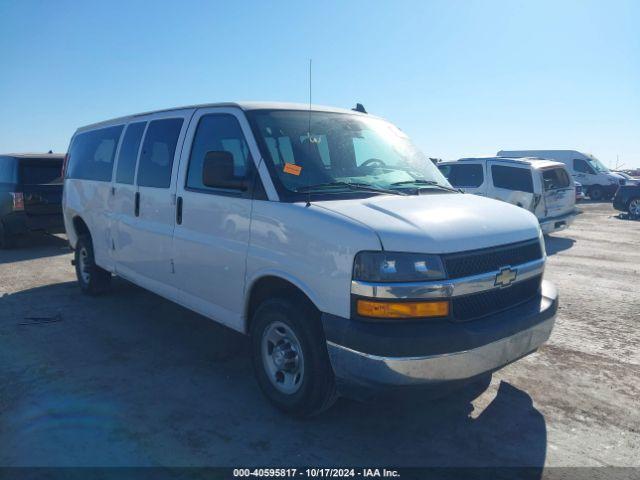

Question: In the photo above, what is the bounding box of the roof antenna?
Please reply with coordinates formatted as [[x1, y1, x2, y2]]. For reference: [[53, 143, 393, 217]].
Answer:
[[306, 58, 313, 207], [352, 103, 367, 114]]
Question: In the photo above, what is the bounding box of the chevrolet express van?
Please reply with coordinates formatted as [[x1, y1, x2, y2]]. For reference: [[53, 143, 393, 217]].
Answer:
[[438, 157, 577, 234], [63, 102, 557, 415], [497, 150, 625, 201]]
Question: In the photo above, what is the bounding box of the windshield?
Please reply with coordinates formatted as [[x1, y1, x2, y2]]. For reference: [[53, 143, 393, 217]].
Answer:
[[247, 110, 452, 198], [586, 155, 609, 173]]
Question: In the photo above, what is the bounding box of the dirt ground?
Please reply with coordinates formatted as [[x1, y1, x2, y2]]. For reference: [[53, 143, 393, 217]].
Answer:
[[0, 202, 638, 470]]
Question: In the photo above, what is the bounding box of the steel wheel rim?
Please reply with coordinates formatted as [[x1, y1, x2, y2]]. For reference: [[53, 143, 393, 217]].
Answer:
[[78, 247, 91, 284], [629, 199, 640, 216], [261, 321, 305, 395]]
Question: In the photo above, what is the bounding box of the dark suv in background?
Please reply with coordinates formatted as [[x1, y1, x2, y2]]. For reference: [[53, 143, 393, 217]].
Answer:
[[0, 153, 65, 248]]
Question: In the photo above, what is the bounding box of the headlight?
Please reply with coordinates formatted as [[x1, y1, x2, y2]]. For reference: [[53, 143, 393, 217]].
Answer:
[[538, 229, 547, 257], [353, 251, 446, 282]]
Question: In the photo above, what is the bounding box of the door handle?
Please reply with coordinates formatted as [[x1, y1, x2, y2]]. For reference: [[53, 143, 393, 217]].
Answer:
[[134, 192, 140, 217], [176, 196, 183, 225]]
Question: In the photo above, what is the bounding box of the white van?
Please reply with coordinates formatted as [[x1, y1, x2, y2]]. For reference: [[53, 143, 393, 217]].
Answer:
[[63, 102, 557, 415], [497, 150, 625, 201], [438, 157, 577, 234]]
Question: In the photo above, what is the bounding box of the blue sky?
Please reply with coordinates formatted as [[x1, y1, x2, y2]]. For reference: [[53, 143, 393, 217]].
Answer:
[[1, 0, 639, 168]]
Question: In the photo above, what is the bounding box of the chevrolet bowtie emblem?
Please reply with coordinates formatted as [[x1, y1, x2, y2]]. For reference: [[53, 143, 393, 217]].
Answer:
[[495, 266, 518, 288]]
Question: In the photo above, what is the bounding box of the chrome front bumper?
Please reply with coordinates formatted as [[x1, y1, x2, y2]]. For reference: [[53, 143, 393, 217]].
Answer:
[[326, 281, 557, 390]]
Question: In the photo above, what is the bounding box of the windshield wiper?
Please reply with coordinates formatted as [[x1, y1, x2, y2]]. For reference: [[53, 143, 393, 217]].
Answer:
[[390, 179, 460, 193], [296, 181, 407, 196]]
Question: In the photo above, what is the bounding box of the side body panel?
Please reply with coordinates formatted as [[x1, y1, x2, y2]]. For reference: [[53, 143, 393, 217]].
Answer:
[[246, 201, 381, 325]]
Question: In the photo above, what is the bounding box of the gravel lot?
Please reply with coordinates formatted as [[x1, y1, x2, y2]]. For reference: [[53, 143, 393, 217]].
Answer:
[[0, 202, 638, 469]]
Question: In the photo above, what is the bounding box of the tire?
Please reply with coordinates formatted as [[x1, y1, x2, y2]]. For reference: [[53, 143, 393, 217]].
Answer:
[[0, 221, 14, 249], [250, 297, 337, 417], [75, 234, 111, 295], [588, 185, 604, 201], [628, 197, 640, 218]]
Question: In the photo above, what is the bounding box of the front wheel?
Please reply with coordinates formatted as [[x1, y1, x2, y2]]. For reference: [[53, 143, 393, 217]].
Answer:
[[75, 235, 111, 295], [588, 185, 604, 201], [628, 198, 640, 218], [250, 297, 337, 416]]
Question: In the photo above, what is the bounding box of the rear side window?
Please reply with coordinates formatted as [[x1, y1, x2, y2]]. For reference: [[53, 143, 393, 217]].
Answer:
[[137, 118, 184, 188], [20, 162, 63, 185], [542, 168, 571, 190], [491, 165, 534, 193], [116, 122, 146, 184], [186, 114, 252, 191], [67, 126, 124, 181], [438, 164, 483, 187]]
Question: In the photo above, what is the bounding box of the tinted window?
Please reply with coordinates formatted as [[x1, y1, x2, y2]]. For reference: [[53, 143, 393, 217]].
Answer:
[[491, 165, 534, 193], [186, 114, 252, 191], [67, 126, 124, 181], [0, 157, 17, 183], [20, 162, 63, 185], [438, 163, 483, 187], [574, 158, 594, 174], [137, 118, 183, 188], [116, 122, 146, 184], [542, 168, 571, 190]]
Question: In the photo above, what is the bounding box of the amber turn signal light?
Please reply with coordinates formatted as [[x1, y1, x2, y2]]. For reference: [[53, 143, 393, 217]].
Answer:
[[356, 299, 449, 319]]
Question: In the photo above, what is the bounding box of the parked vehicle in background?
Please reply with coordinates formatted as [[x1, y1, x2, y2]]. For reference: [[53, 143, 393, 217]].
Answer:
[[497, 150, 625, 201], [438, 157, 576, 234], [613, 184, 640, 218], [574, 181, 586, 202], [0, 153, 65, 248], [612, 171, 640, 186], [63, 102, 557, 416]]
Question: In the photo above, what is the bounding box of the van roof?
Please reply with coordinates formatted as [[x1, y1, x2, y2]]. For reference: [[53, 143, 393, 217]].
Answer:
[[441, 156, 566, 170], [1, 153, 65, 160], [77, 101, 371, 132]]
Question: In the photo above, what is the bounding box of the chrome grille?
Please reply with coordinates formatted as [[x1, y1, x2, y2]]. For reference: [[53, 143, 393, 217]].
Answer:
[[451, 275, 542, 322], [442, 239, 543, 279]]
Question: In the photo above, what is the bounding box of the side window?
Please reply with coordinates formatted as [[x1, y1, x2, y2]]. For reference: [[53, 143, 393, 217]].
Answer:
[[542, 168, 571, 190], [574, 159, 593, 174], [186, 114, 253, 192], [441, 164, 483, 187], [115, 122, 146, 184], [67, 125, 124, 181], [491, 165, 534, 193], [137, 118, 184, 188]]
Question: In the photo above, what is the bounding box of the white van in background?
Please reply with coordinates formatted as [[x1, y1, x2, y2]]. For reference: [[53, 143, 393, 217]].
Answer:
[[63, 102, 558, 415], [497, 150, 625, 201], [438, 157, 576, 234]]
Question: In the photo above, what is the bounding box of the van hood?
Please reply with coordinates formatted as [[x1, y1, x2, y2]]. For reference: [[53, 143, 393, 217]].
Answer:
[[314, 193, 541, 253]]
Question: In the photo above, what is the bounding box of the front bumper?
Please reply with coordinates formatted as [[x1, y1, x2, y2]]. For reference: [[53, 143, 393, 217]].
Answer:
[[323, 280, 557, 393], [539, 210, 577, 234]]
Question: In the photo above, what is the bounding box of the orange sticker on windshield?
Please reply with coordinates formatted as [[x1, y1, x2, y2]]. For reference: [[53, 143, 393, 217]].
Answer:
[[283, 163, 302, 176]]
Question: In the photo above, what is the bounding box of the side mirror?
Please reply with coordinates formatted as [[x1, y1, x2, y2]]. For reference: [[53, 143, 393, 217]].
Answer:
[[202, 151, 248, 191]]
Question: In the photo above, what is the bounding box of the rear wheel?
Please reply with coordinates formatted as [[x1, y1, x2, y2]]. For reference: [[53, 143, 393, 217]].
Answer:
[[588, 185, 604, 201], [250, 297, 337, 416], [75, 235, 111, 295], [628, 198, 640, 217]]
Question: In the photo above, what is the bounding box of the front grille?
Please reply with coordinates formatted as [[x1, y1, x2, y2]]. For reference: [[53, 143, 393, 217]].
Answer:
[[452, 275, 542, 322], [442, 239, 543, 279]]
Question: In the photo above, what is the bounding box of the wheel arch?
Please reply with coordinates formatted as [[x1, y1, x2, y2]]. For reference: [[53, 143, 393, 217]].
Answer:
[[69, 215, 91, 249], [244, 273, 321, 334]]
